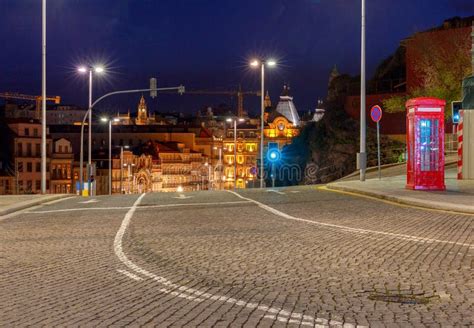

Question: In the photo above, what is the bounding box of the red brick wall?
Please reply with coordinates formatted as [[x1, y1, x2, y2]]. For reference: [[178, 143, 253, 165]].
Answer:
[[345, 93, 407, 135]]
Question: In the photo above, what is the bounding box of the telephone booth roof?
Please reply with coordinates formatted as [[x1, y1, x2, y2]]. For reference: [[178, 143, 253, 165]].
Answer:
[[406, 97, 446, 109]]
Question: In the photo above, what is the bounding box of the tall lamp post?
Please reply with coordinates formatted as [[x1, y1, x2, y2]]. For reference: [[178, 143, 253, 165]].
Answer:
[[41, 0, 47, 194], [101, 117, 120, 195], [250, 59, 276, 188], [359, 0, 367, 181], [78, 65, 104, 195], [226, 117, 245, 189]]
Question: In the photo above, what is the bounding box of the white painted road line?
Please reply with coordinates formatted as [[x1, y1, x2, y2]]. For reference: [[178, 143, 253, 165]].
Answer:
[[117, 269, 143, 281], [79, 199, 99, 204], [27, 206, 132, 214], [114, 193, 362, 328], [267, 190, 286, 195], [26, 201, 252, 214], [227, 191, 474, 250]]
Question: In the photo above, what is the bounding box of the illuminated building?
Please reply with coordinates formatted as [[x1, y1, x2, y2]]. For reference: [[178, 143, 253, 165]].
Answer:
[[95, 140, 208, 194], [264, 86, 301, 149], [222, 122, 259, 189]]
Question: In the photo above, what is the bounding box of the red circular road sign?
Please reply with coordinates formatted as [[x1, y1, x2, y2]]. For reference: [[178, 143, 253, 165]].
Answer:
[[370, 105, 383, 123]]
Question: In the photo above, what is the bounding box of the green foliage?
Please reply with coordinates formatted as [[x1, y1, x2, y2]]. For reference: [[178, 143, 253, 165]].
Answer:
[[384, 29, 471, 117]]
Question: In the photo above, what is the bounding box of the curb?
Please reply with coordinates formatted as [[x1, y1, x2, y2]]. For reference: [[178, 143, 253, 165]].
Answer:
[[325, 184, 474, 215], [0, 195, 73, 217]]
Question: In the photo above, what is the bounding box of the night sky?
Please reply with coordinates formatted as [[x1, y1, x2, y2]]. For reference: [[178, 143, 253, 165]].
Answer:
[[1, 0, 473, 116]]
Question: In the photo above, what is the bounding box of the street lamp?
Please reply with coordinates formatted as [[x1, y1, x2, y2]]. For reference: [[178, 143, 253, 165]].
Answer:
[[359, 0, 367, 181], [250, 58, 276, 188], [41, 0, 47, 194], [226, 117, 245, 189], [100, 116, 119, 195], [78, 65, 105, 196]]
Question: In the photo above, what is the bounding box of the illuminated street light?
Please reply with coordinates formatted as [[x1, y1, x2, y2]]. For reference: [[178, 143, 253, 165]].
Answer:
[[267, 60, 277, 67], [77, 64, 105, 196], [250, 58, 277, 188]]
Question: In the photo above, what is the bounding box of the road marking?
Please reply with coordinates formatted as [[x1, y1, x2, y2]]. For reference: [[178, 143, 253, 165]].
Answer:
[[267, 190, 285, 195], [227, 190, 474, 250], [0, 196, 75, 221], [114, 193, 361, 328], [79, 199, 99, 204], [27, 206, 132, 214], [173, 194, 193, 199], [319, 186, 474, 217], [26, 201, 251, 214], [117, 269, 143, 281]]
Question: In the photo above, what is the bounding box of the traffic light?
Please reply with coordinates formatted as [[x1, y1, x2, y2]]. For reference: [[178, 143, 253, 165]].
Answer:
[[267, 142, 281, 162], [150, 78, 157, 98], [451, 101, 462, 124]]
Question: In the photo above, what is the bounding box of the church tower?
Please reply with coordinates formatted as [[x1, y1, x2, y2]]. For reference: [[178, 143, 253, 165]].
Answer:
[[136, 95, 148, 125], [264, 91, 272, 109]]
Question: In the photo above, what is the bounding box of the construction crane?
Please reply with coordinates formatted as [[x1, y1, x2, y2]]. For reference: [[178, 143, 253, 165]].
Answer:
[[0, 92, 61, 120], [157, 86, 261, 117]]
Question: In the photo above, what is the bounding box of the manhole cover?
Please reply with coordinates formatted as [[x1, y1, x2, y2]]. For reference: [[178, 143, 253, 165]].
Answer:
[[368, 293, 438, 305]]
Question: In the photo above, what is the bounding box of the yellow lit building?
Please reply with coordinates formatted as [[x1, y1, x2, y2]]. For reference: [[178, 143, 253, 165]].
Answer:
[[222, 122, 259, 189]]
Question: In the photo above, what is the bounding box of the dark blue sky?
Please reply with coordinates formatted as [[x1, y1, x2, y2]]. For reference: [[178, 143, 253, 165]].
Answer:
[[1, 0, 473, 116]]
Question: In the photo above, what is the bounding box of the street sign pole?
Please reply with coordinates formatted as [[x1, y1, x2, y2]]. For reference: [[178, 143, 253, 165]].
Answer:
[[377, 121, 381, 180], [370, 105, 383, 180]]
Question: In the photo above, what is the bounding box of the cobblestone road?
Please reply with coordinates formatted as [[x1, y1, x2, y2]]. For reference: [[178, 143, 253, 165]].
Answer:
[[0, 187, 472, 327]]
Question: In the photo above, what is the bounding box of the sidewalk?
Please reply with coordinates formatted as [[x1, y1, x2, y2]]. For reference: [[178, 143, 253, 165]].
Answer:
[[327, 168, 474, 214], [0, 194, 72, 217]]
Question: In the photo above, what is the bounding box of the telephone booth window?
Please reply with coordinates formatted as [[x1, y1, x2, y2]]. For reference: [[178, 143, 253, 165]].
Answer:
[[418, 119, 439, 172]]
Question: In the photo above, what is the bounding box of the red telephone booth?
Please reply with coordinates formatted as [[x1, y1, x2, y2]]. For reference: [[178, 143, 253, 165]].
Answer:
[[406, 97, 446, 190]]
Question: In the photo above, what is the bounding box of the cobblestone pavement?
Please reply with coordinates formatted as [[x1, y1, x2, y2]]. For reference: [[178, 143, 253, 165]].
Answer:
[[0, 187, 472, 327]]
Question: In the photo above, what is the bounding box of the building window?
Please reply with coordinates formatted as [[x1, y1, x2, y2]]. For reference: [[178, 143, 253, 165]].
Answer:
[[17, 143, 23, 156], [27, 180, 32, 191], [24, 128, 29, 136], [35, 180, 40, 191], [65, 145, 69, 153], [59, 145, 63, 153], [34, 128, 38, 137], [27, 143, 32, 157], [35, 162, 40, 172], [27, 162, 32, 172], [35, 144, 40, 156]]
